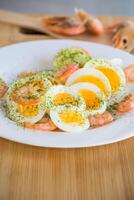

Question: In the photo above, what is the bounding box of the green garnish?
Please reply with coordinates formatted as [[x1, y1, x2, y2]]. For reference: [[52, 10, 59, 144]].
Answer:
[[54, 47, 91, 71]]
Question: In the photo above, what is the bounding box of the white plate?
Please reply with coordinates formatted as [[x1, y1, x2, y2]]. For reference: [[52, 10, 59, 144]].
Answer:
[[0, 40, 134, 148]]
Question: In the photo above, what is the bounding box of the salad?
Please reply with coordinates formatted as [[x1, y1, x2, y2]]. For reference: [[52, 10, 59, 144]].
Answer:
[[0, 47, 134, 133]]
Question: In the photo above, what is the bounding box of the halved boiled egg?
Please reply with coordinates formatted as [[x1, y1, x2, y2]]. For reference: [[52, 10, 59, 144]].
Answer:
[[5, 101, 46, 123], [84, 58, 126, 104], [10, 74, 52, 105], [5, 74, 52, 123], [45, 85, 86, 110], [50, 105, 90, 133], [66, 67, 111, 100], [70, 82, 107, 115]]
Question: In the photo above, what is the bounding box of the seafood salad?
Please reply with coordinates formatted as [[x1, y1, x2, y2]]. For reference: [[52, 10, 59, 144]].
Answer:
[[0, 47, 134, 133]]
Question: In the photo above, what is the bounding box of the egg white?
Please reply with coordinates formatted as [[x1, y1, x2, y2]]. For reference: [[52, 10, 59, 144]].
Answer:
[[4, 99, 46, 123], [45, 85, 86, 110], [84, 58, 127, 105], [66, 67, 111, 100], [50, 105, 90, 133], [70, 82, 107, 115]]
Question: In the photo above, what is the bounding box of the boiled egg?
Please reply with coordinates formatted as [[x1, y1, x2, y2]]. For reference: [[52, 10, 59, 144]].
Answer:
[[50, 105, 90, 133], [70, 82, 107, 115], [84, 58, 126, 104], [5, 74, 52, 123], [66, 67, 111, 100], [6, 101, 46, 123], [45, 85, 86, 110]]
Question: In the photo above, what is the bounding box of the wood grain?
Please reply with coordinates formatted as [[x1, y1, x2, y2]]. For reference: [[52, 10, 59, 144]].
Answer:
[[0, 15, 134, 200]]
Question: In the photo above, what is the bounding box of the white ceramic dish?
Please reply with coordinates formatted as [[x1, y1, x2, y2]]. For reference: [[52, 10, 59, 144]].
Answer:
[[0, 39, 134, 148]]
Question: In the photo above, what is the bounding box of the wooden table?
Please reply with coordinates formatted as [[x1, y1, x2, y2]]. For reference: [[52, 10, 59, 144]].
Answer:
[[0, 15, 134, 200]]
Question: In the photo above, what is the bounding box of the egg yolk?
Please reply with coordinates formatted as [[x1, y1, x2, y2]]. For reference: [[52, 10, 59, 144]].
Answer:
[[18, 104, 39, 117], [53, 93, 77, 106], [96, 67, 120, 92], [74, 75, 107, 96], [79, 90, 100, 110], [59, 110, 84, 125]]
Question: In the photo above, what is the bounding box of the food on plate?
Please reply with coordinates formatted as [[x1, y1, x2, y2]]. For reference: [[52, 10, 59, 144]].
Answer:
[[18, 71, 37, 78], [18, 70, 57, 85], [89, 111, 113, 128], [1, 47, 134, 133], [124, 64, 134, 83], [84, 58, 126, 104], [55, 64, 79, 84], [50, 105, 89, 133], [4, 74, 52, 123], [0, 78, 8, 98], [38, 70, 58, 84], [11, 74, 51, 105], [23, 116, 57, 131], [54, 47, 91, 72], [66, 67, 111, 100], [45, 85, 86, 111], [70, 82, 107, 115], [116, 95, 134, 113]]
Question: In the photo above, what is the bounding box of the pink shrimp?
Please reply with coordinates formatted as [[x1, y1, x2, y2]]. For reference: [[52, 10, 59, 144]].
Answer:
[[116, 95, 134, 113], [0, 79, 8, 98], [18, 71, 37, 79], [75, 9, 104, 35], [43, 16, 86, 36], [55, 63, 79, 84], [107, 21, 134, 52], [124, 65, 134, 83], [24, 117, 57, 131], [89, 112, 113, 128]]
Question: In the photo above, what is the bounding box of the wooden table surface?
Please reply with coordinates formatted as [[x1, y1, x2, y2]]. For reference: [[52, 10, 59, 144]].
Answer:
[[0, 15, 134, 200]]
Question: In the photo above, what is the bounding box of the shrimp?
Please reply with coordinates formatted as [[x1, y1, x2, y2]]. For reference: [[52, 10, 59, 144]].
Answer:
[[75, 9, 104, 35], [43, 16, 86, 36], [107, 21, 134, 52], [18, 71, 37, 79], [116, 95, 134, 113], [89, 112, 113, 128], [124, 65, 134, 83], [55, 64, 79, 84], [24, 117, 57, 131], [0, 79, 8, 98], [12, 80, 44, 105]]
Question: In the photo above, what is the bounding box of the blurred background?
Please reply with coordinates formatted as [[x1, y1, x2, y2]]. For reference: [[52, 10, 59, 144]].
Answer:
[[0, 0, 133, 15]]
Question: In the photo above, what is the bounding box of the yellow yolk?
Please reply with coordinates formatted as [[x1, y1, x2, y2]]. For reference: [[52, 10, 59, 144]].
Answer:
[[96, 67, 120, 92], [79, 90, 100, 110], [18, 104, 39, 117], [59, 110, 84, 125], [53, 93, 76, 106], [74, 76, 107, 96]]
